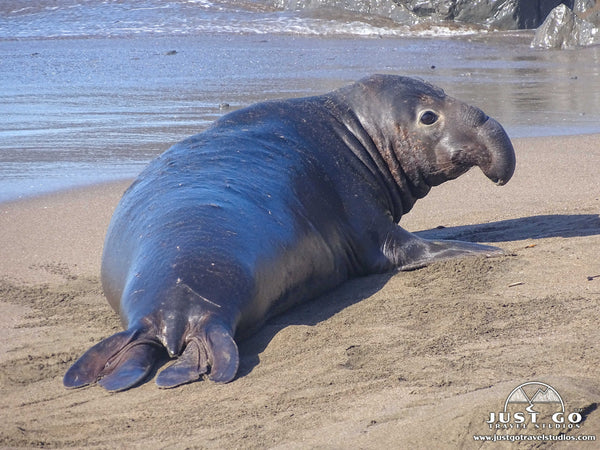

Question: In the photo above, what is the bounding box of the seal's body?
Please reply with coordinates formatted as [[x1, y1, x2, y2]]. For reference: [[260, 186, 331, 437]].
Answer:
[[64, 75, 515, 391]]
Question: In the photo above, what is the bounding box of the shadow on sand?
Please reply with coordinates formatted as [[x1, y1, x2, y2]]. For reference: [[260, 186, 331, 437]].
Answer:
[[414, 213, 600, 243], [237, 213, 600, 379]]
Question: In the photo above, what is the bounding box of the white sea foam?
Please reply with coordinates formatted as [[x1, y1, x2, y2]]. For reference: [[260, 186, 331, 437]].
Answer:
[[3, 0, 597, 202], [216, 17, 483, 38], [0, 0, 486, 39]]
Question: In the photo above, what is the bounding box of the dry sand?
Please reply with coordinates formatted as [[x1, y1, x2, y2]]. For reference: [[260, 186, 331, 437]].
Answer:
[[1, 134, 599, 448]]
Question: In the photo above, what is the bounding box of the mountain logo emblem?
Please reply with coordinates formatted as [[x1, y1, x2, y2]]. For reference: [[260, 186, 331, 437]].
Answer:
[[504, 381, 564, 413], [484, 381, 589, 437]]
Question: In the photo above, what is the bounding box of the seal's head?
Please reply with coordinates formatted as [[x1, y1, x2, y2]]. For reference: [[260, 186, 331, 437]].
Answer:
[[340, 74, 516, 198]]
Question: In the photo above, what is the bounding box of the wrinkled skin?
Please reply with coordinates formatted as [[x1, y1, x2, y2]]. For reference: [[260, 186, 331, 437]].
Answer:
[[64, 75, 515, 391]]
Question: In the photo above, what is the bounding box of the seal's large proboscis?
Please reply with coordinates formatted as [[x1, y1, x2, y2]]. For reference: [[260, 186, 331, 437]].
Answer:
[[64, 75, 515, 391]]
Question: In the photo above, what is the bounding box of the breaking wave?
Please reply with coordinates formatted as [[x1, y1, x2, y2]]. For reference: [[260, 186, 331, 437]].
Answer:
[[0, 0, 487, 40]]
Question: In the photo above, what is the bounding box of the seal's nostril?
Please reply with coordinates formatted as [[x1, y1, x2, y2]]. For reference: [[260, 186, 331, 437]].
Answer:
[[473, 109, 488, 127], [463, 105, 488, 127]]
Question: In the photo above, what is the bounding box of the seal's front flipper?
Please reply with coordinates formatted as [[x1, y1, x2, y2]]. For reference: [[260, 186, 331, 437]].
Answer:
[[397, 238, 503, 271], [63, 329, 163, 392], [156, 322, 239, 388], [382, 225, 503, 271]]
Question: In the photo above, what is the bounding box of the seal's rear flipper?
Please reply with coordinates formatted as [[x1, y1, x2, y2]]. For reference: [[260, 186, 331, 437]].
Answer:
[[63, 329, 163, 392], [98, 343, 163, 392], [156, 322, 238, 388], [382, 225, 504, 271]]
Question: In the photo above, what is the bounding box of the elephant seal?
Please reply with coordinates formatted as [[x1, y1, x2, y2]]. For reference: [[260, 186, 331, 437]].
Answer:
[[64, 74, 515, 391]]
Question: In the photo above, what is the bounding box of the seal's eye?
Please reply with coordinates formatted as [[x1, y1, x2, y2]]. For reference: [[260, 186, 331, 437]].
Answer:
[[420, 111, 438, 126]]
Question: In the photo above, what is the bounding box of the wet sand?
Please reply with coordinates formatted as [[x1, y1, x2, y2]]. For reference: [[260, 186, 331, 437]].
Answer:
[[1, 134, 599, 448], [3, 32, 600, 203]]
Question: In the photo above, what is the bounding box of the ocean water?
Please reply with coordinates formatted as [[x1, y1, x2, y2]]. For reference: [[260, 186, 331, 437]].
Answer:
[[1, 0, 600, 202], [0, 0, 488, 39]]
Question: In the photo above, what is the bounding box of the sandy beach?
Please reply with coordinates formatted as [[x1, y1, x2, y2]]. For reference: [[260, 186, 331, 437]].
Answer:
[[0, 133, 599, 448]]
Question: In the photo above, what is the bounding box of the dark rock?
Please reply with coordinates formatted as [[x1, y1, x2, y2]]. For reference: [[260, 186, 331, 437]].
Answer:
[[510, 0, 573, 29], [575, 0, 600, 25], [271, 0, 577, 30], [531, 3, 599, 48], [272, 0, 420, 25], [405, 0, 569, 28]]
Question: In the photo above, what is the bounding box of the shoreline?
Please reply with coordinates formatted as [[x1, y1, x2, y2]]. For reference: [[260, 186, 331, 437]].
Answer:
[[1, 133, 599, 448], [4, 32, 600, 204], [1, 130, 599, 208]]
